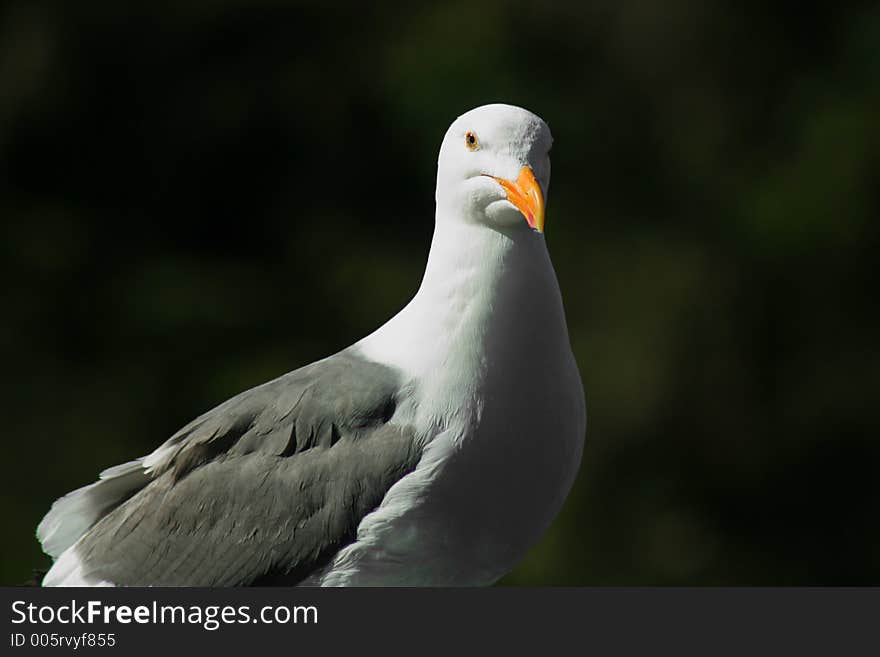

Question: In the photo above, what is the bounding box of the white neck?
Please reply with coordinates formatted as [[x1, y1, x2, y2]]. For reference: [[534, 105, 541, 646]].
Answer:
[[355, 210, 568, 425]]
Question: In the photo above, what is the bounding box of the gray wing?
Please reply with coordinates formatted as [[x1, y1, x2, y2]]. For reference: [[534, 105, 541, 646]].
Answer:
[[39, 350, 421, 586]]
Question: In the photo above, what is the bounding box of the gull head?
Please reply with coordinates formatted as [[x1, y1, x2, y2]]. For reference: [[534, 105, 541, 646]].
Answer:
[[435, 103, 553, 234]]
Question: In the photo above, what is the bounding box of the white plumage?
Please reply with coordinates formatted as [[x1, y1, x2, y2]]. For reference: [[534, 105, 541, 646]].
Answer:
[[39, 103, 585, 587]]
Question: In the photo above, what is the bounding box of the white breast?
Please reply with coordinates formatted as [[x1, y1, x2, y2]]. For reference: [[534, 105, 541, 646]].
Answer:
[[310, 222, 586, 586]]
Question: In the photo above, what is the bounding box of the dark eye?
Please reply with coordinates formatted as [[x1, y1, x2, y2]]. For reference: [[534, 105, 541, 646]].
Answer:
[[465, 131, 479, 151]]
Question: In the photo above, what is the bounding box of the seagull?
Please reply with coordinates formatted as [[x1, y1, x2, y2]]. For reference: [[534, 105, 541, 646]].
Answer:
[[38, 103, 586, 587]]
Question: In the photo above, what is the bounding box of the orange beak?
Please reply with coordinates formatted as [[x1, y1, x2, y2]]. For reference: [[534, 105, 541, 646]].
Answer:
[[484, 165, 545, 233]]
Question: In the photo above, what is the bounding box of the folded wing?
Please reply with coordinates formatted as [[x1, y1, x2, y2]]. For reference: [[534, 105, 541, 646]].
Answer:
[[39, 351, 420, 586]]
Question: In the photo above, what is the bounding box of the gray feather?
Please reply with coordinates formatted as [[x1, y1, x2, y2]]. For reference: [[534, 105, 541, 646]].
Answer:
[[43, 350, 421, 586]]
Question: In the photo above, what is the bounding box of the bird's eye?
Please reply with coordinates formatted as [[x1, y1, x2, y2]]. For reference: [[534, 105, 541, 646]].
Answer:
[[465, 131, 479, 151]]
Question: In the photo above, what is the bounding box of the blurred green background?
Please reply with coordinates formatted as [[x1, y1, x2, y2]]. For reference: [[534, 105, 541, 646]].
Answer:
[[1, 0, 878, 585]]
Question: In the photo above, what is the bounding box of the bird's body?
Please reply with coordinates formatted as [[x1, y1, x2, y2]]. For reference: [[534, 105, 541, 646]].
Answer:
[[38, 104, 586, 587]]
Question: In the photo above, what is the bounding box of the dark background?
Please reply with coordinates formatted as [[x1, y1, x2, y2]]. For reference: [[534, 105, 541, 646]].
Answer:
[[2, 1, 878, 585]]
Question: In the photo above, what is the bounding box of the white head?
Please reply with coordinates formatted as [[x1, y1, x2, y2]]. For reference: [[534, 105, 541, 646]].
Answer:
[[436, 104, 553, 235]]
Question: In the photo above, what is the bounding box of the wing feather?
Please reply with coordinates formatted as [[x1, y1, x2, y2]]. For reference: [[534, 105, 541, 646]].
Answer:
[[39, 350, 420, 586]]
